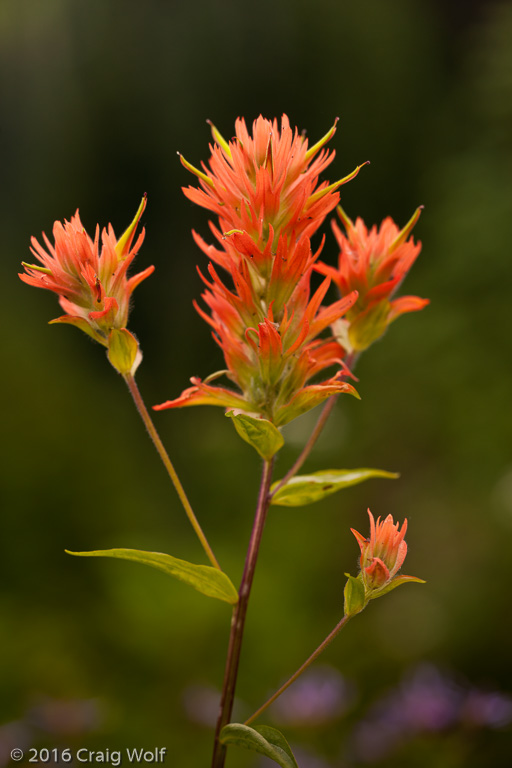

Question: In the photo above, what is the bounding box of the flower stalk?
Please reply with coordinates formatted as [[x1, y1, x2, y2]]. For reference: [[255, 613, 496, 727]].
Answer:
[[244, 614, 351, 727], [211, 457, 275, 768], [124, 373, 221, 570]]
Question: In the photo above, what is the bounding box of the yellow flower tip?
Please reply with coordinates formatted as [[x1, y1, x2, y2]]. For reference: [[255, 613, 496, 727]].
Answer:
[[115, 193, 147, 259], [206, 119, 232, 158], [307, 161, 368, 207], [389, 205, 423, 253], [21, 261, 52, 275], [336, 205, 354, 231], [304, 116, 340, 162], [178, 152, 215, 187]]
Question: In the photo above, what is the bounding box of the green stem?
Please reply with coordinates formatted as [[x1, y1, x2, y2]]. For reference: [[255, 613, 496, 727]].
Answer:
[[244, 613, 351, 726], [270, 352, 359, 498], [211, 458, 275, 768], [123, 373, 221, 570]]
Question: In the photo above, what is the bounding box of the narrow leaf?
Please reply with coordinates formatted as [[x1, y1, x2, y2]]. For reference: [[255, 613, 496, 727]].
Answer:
[[227, 412, 284, 460], [220, 723, 298, 768], [66, 548, 238, 605], [271, 468, 399, 507]]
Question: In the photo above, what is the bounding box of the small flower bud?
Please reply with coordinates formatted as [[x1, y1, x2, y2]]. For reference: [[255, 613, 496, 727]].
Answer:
[[349, 509, 424, 602]]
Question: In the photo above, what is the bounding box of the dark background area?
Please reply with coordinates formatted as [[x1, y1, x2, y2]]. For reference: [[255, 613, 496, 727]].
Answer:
[[2, 0, 512, 766]]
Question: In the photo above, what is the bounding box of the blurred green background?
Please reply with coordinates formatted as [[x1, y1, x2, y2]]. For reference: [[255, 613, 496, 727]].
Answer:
[[2, 0, 512, 766]]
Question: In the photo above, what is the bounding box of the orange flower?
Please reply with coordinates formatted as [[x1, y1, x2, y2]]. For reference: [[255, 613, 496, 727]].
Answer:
[[156, 116, 364, 425], [20, 196, 153, 349], [350, 509, 424, 599], [155, 280, 359, 426], [181, 115, 364, 263], [316, 206, 429, 352]]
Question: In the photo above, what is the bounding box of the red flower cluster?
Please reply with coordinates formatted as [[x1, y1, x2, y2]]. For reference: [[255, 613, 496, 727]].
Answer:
[[316, 206, 429, 352], [20, 196, 153, 351], [351, 509, 424, 598], [155, 115, 365, 426]]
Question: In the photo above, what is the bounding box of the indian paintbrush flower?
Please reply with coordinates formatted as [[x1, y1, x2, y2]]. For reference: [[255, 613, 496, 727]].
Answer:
[[348, 509, 424, 606], [155, 116, 366, 426], [316, 206, 429, 352], [20, 196, 153, 373]]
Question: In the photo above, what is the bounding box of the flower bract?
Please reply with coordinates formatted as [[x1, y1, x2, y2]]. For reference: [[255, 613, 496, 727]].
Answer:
[[20, 196, 153, 352], [316, 206, 429, 352], [156, 116, 365, 425]]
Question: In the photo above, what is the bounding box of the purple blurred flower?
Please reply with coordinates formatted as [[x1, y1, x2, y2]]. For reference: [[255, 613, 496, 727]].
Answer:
[[461, 688, 512, 728], [269, 666, 356, 727], [350, 663, 512, 763]]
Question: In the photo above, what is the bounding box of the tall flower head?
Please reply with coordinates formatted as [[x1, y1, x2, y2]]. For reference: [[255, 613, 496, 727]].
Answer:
[[20, 197, 154, 371], [316, 206, 429, 352], [350, 509, 424, 600], [182, 115, 365, 265], [156, 116, 366, 426]]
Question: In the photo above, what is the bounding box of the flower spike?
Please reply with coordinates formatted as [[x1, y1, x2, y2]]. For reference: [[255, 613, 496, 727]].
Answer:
[[158, 115, 362, 426], [316, 205, 429, 352], [20, 198, 154, 374]]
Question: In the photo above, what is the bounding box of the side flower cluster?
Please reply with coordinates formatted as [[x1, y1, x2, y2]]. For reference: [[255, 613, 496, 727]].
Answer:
[[155, 115, 367, 426], [350, 509, 424, 602], [20, 196, 153, 373], [316, 206, 429, 352]]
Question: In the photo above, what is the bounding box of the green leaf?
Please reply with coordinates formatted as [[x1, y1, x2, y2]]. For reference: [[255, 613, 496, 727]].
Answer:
[[343, 573, 366, 617], [226, 412, 284, 460], [271, 468, 399, 507], [220, 724, 298, 768], [369, 574, 426, 600], [66, 548, 238, 605]]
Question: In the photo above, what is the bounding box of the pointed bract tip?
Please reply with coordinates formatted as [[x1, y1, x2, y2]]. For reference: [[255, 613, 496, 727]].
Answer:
[[179, 153, 215, 187], [304, 117, 340, 162], [389, 205, 423, 253], [207, 120, 232, 157], [336, 205, 354, 230], [21, 261, 52, 274], [114, 194, 147, 259]]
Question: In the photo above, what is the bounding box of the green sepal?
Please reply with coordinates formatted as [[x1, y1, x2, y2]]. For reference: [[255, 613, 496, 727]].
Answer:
[[369, 574, 426, 600], [226, 412, 284, 460], [270, 468, 399, 507], [348, 301, 391, 351], [343, 574, 366, 617], [107, 328, 140, 375], [220, 724, 298, 768], [65, 548, 238, 605], [49, 314, 106, 345]]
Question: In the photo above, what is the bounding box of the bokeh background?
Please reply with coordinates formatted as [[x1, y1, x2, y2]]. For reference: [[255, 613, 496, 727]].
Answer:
[[2, 0, 512, 766]]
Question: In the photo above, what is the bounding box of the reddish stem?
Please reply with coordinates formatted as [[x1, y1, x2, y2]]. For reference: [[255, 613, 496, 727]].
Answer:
[[211, 458, 275, 768]]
